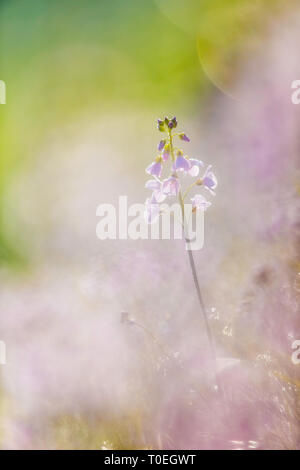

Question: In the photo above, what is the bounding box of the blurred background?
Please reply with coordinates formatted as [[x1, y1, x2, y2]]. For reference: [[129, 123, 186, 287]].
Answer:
[[0, 0, 299, 449]]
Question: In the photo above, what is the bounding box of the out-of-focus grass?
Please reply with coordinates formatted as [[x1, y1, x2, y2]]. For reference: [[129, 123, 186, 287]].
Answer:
[[52, 412, 150, 450]]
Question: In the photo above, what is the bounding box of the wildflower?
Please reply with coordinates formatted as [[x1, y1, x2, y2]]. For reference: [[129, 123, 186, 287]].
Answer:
[[145, 117, 217, 224], [158, 140, 166, 151], [146, 158, 162, 178], [162, 144, 170, 161], [144, 193, 160, 224], [179, 133, 190, 142], [168, 117, 177, 129], [202, 165, 218, 195], [173, 154, 191, 172], [157, 119, 165, 132], [145, 179, 166, 203], [191, 194, 211, 211], [162, 176, 180, 196], [188, 159, 204, 177]]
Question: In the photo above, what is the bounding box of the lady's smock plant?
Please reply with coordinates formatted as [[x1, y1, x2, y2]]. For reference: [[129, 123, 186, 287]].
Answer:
[[144, 117, 217, 225], [143, 117, 220, 390]]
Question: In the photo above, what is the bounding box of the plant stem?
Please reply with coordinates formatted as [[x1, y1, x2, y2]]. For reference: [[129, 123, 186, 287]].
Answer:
[[183, 198, 220, 391], [169, 128, 220, 391]]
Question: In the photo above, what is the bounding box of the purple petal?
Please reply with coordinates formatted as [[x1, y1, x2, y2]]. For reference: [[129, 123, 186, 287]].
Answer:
[[173, 155, 191, 172], [162, 145, 170, 161], [154, 190, 166, 203], [145, 179, 161, 191], [188, 159, 204, 177], [146, 161, 162, 178], [162, 177, 180, 196], [191, 194, 211, 211], [180, 133, 190, 142], [158, 140, 166, 151]]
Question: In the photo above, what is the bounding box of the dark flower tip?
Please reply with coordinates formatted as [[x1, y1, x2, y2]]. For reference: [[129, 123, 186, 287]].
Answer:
[[157, 119, 165, 132], [158, 139, 166, 151], [180, 133, 190, 142]]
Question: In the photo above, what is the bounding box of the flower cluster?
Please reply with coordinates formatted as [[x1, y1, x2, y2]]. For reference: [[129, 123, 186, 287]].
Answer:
[[144, 117, 217, 223]]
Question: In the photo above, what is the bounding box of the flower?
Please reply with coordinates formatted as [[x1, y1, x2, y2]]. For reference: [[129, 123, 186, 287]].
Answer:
[[168, 117, 177, 129], [158, 140, 166, 151], [191, 194, 211, 211], [188, 159, 204, 177], [179, 133, 190, 142], [146, 160, 162, 178], [173, 155, 191, 172], [145, 179, 166, 203], [157, 119, 165, 132], [144, 194, 160, 224], [162, 144, 170, 161], [202, 165, 218, 195], [162, 176, 180, 196]]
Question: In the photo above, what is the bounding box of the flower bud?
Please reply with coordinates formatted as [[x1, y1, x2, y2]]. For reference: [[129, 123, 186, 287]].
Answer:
[[179, 133, 190, 142], [171, 117, 177, 128], [162, 144, 170, 161], [177, 150, 183, 157], [158, 139, 166, 151], [157, 119, 165, 132]]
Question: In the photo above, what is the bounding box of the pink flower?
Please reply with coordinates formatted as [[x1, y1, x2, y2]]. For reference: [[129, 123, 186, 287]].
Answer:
[[191, 194, 211, 211], [145, 179, 166, 203], [173, 155, 191, 172], [158, 140, 166, 151], [146, 161, 162, 178], [162, 176, 180, 196], [188, 159, 204, 177], [179, 133, 190, 142], [203, 165, 218, 195], [162, 144, 170, 161]]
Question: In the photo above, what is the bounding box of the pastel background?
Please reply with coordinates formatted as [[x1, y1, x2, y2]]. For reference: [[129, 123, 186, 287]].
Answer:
[[0, 0, 299, 449]]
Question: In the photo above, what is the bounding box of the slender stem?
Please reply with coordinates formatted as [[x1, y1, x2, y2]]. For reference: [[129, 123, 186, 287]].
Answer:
[[169, 128, 220, 391], [184, 212, 220, 391], [182, 180, 198, 201], [134, 320, 172, 360], [186, 249, 217, 359], [168, 129, 175, 164]]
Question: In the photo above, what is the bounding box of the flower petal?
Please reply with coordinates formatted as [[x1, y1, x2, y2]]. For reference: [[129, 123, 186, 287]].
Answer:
[[191, 194, 212, 211], [146, 161, 162, 178], [173, 155, 191, 172], [162, 176, 180, 196]]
